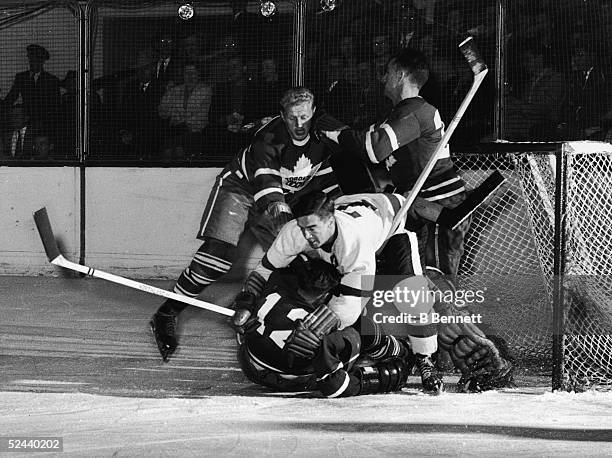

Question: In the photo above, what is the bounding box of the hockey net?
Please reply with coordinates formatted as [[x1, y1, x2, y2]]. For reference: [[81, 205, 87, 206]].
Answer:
[[454, 141, 612, 391]]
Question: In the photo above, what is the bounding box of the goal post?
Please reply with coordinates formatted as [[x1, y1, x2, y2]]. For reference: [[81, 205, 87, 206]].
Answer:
[[451, 141, 612, 391]]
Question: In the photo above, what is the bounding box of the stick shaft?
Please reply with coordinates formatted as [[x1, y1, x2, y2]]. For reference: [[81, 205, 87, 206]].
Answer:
[[51, 255, 235, 317]]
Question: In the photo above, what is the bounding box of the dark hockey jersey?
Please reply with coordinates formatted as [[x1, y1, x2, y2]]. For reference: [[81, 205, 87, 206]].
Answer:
[[244, 270, 316, 374], [337, 97, 465, 201], [225, 115, 342, 211]]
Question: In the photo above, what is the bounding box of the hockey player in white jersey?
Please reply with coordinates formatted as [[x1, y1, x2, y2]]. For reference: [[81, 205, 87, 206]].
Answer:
[[234, 191, 444, 393]]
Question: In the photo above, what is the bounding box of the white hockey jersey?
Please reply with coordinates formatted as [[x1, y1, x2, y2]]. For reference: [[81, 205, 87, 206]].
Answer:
[[254, 193, 415, 329]]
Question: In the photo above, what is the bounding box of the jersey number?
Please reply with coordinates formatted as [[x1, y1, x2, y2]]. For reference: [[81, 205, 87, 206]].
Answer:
[[255, 293, 308, 348]]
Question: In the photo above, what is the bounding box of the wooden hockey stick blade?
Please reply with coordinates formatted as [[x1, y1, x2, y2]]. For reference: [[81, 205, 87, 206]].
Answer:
[[33, 207, 62, 262], [33, 208, 234, 317], [384, 38, 489, 243], [437, 170, 506, 231]]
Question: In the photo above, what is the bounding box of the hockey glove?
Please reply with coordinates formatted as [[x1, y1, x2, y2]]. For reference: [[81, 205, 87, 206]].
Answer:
[[231, 291, 259, 335], [265, 201, 293, 232], [284, 304, 341, 359]]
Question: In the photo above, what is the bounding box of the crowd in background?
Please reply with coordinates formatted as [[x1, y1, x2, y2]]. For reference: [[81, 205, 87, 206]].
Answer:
[[1, 0, 611, 162]]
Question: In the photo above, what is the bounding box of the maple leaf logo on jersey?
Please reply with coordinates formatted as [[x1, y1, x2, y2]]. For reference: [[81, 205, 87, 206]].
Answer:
[[280, 154, 321, 192]]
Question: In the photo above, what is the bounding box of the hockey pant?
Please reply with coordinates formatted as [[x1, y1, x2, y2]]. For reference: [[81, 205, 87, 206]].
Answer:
[[376, 232, 438, 357], [237, 327, 362, 397]]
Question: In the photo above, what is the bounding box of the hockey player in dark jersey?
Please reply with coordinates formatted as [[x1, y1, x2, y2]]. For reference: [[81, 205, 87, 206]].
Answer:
[[323, 48, 470, 278], [235, 255, 415, 397], [151, 87, 346, 362]]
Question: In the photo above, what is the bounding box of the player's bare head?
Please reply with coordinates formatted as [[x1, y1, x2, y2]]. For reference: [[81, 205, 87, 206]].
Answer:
[[280, 87, 316, 142], [385, 48, 429, 89], [293, 192, 336, 249], [294, 256, 341, 303]]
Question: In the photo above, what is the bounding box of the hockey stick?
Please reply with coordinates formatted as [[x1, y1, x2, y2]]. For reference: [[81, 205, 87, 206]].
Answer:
[[33, 207, 235, 317], [386, 36, 488, 240]]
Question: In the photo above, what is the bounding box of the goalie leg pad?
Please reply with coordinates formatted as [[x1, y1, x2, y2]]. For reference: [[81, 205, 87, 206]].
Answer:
[[438, 319, 514, 390]]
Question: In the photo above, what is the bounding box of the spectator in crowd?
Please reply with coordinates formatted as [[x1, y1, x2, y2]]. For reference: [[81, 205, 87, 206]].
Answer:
[[57, 70, 102, 159], [206, 35, 241, 86], [3, 44, 61, 127], [208, 55, 249, 156], [152, 31, 182, 91], [246, 56, 285, 122], [0, 104, 47, 159], [353, 59, 390, 130], [158, 62, 213, 160], [501, 44, 567, 141], [32, 133, 55, 160], [371, 33, 392, 82], [118, 53, 167, 159], [180, 33, 206, 67], [320, 55, 359, 126]]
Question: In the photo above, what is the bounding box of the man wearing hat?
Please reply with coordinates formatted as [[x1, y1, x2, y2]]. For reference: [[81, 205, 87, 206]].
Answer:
[[3, 44, 61, 125]]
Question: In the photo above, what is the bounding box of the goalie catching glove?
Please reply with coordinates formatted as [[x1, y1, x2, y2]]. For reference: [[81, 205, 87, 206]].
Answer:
[[284, 304, 340, 359]]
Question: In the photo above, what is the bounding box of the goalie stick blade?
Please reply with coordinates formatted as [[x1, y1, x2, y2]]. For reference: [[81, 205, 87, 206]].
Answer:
[[459, 36, 487, 75], [438, 170, 506, 231], [33, 207, 61, 261]]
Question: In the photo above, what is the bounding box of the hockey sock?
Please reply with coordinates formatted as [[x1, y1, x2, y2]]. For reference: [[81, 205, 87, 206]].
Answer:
[[160, 249, 232, 314], [361, 317, 409, 360]]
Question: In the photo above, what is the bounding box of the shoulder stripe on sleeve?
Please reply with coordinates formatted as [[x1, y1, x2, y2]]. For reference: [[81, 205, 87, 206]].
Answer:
[[314, 167, 334, 176], [424, 187, 465, 201], [422, 176, 461, 192], [380, 123, 399, 151], [322, 184, 339, 194], [241, 147, 249, 178], [365, 124, 379, 164], [254, 168, 282, 177], [254, 187, 283, 201]]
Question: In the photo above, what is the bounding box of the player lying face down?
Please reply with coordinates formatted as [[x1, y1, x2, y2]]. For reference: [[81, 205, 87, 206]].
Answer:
[[233, 256, 413, 397]]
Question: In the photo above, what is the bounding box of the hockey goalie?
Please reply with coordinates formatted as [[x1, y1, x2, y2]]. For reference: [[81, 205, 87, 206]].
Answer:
[[427, 267, 515, 392]]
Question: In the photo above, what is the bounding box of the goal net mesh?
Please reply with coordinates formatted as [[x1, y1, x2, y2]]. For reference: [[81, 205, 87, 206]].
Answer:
[[454, 141, 612, 390]]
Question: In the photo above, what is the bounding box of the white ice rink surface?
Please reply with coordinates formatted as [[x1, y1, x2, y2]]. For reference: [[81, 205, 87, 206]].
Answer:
[[3, 389, 612, 456], [1, 276, 611, 456]]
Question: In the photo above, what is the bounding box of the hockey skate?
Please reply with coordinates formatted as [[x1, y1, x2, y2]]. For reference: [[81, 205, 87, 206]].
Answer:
[[415, 354, 444, 394], [150, 311, 178, 362]]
